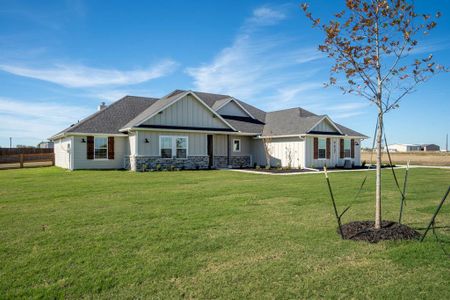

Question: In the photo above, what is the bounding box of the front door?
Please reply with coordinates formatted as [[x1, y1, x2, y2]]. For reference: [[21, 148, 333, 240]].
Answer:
[[207, 135, 213, 168]]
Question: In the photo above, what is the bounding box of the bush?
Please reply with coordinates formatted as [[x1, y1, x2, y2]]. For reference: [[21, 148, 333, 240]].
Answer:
[[255, 165, 261, 170], [155, 164, 161, 171]]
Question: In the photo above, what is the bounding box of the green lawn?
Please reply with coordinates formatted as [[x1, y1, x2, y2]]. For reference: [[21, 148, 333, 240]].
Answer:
[[0, 167, 449, 299]]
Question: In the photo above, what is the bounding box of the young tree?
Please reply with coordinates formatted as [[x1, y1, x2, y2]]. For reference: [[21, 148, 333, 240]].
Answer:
[[301, 0, 447, 229], [262, 136, 273, 169]]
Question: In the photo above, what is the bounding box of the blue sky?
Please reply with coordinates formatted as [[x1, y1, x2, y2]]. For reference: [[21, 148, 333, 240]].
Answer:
[[0, 0, 449, 148]]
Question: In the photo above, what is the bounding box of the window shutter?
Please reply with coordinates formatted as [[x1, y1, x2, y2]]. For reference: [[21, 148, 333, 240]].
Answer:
[[108, 137, 114, 160], [313, 137, 318, 159], [340, 139, 344, 159], [326, 138, 331, 159], [87, 136, 94, 160], [351, 139, 355, 158]]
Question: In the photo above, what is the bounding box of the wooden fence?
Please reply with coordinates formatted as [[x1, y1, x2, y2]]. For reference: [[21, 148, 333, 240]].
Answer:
[[0, 153, 55, 169]]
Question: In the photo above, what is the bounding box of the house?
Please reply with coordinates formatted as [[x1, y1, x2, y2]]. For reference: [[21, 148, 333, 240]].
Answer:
[[37, 141, 54, 149], [421, 144, 440, 152], [50, 90, 367, 171], [387, 144, 422, 152]]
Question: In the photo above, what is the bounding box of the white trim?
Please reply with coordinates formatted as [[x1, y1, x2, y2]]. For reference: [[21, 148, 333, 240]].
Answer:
[[308, 115, 343, 135], [214, 97, 256, 119], [50, 132, 126, 140], [303, 133, 367, 139], [254, 134, 303, 139], [133, 91, 237, 132], [132, 127, 257, 136], [232, 139, 241, 152], [159, 135, 189, 159], [94, 136, 108, 160]]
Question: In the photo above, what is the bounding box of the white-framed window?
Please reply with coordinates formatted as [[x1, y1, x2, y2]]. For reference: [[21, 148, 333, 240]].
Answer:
[[94, 137, 108, 159], [159, 136, 188, 159], [344, 139, 351, 158], [160, 136, 172, 158], [175, 137, 188, 159], [318, 138, 326, 159], [233, 139, 241, 152]]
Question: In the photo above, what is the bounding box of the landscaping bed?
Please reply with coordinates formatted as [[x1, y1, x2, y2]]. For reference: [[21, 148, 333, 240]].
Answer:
[[340, 220, 421, 243], [244, 168, 315, 174]]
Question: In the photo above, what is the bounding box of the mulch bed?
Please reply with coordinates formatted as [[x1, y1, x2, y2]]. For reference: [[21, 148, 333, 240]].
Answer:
[[245, 168, 315, 174], [339, 220, 421, 243]]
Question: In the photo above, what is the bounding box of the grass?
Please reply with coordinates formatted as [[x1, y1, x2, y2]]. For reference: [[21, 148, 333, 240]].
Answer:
[[0, 167, 449, 299]]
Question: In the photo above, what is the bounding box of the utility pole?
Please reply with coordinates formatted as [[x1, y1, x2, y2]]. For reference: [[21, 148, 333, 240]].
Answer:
[[9, 137, 12, 149]]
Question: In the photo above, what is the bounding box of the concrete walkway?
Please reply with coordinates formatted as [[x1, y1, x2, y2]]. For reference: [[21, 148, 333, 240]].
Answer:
[[228, 165, 449, 176]]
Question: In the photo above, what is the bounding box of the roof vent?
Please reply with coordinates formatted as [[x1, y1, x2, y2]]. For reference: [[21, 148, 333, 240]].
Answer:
[[97, 102, 107, 111]]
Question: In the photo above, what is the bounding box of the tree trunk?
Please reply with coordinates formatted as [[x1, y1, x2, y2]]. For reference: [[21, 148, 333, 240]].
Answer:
[[375, 109, 383, 229]]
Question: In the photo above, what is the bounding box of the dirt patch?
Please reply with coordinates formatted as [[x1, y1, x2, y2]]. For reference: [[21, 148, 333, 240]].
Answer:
[[361, 151, 450, 166], [339, 220, 421, 243]]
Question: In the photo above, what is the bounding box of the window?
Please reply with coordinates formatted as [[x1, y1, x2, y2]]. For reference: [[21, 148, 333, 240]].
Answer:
[[344, 139, 351, 158], [160, 136, 188, 159], [176, 137, 187, 158], [233, 139, 241, 152], [160, 136, 172, 158], [318, 138, 326, 159], [94, 137, 108, 159]]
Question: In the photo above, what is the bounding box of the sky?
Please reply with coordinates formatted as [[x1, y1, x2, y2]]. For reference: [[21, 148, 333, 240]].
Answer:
[[0, 0, 449, 148]]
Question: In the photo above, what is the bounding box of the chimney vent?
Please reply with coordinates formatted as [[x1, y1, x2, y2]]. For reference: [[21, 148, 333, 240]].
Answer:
[[97, 102, 107, 111]]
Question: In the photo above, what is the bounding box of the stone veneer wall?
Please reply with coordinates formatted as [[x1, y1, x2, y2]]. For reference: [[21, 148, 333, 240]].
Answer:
[[213, 156, 251, 168], [126, 155, 251, 171], [127, 156, 209, 171]]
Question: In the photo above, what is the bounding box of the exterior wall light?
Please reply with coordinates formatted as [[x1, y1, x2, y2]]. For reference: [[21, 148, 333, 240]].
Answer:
[[144, 138, 150, 143], [81, 138, 86, 143]]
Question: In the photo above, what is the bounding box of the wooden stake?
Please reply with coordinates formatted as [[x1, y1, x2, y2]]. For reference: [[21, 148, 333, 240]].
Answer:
[[324, 166, 344, 239]]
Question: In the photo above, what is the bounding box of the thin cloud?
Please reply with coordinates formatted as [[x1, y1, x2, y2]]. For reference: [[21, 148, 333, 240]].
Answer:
[[0, 97, 93, 142], [0, 59, 178, 88], [186, 5, 323, 102]]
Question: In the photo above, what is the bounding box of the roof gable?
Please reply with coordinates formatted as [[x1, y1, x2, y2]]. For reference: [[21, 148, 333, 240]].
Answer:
[[214, 98, 256, 119], [308, 116, 343, 134], [121, 91, 236, 131]]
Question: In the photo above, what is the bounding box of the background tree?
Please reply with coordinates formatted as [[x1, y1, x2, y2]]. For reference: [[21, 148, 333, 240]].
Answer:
[[301, 0, 447, 229]]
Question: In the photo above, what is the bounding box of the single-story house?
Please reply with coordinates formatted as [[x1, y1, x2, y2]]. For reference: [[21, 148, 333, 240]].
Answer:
[[50, 90, 367, 171]]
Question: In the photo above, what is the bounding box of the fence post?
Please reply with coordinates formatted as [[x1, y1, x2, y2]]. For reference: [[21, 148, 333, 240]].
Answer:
[[19, 154, 24, 168]]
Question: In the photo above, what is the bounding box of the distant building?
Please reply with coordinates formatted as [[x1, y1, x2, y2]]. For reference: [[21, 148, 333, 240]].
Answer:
[[421, 144, 440, 152], [37, 141, 54, 149], [387, 144, 421, 152]]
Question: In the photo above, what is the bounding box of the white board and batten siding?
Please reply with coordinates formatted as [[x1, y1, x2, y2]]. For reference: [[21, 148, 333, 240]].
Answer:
[[251, 137, 306, 168], [72, 136, 129, 169], [142, 94, 229, 129], [54, 137, 73, 169], [304, 136, 362, 168]]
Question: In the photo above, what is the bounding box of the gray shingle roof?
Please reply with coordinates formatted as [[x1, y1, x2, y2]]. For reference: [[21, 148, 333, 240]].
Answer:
[[50, 89, 366, 139], [263, 107, 367, 137], [50, 96, 157, 139]]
